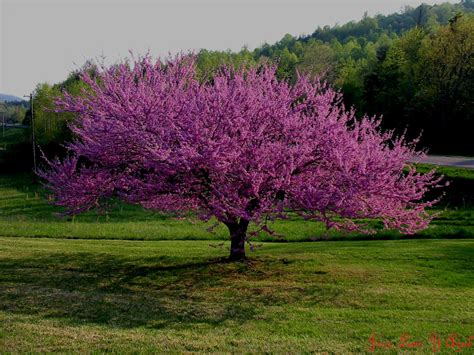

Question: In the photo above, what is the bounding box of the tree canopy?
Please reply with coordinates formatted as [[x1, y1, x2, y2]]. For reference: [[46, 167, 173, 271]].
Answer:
[[40, 56, 443, 260]]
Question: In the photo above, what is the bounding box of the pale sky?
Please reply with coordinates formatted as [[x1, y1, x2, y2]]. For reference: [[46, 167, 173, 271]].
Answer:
[[1, 0, 458, 97]]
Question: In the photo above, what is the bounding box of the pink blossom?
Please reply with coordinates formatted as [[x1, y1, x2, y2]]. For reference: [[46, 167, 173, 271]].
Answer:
[[38, 55, 443, 260]]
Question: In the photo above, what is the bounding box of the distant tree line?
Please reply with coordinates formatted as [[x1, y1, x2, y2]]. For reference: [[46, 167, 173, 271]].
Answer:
[[19, 0, 474, 170], [0, 101, 28, 124]]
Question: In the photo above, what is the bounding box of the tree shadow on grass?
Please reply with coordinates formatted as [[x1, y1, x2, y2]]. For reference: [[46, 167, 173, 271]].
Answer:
[[0, 252, 300, 329], [1, 240, 472, 330]]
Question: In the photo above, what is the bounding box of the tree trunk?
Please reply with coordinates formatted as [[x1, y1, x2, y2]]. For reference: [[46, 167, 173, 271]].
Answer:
[[227, 219, 249, 261]]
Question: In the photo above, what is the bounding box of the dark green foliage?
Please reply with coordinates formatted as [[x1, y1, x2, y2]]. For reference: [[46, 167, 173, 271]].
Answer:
[[0, 128, 32, 172], [0, 66, 90, 171], [416, 164, 474, 208], [363, 15, 474, 154]]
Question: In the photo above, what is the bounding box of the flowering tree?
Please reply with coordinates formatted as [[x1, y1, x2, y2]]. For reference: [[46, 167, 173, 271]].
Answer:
[[40, 55, 443, 260]]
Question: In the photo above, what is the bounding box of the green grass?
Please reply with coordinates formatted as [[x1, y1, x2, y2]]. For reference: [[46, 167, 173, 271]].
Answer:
[[0, 237, 473, 352], [415, 164, 474, 180], [0, 171, 473, 241], [0, 128, 27, 151]]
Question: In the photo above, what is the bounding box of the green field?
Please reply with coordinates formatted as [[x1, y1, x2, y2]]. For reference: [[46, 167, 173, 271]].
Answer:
[[0, 128, 27, 151], [0, 166, 473, 352], [1, 237, 473, 352]]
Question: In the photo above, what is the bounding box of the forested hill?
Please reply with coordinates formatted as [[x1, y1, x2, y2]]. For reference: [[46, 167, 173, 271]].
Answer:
[[249, 0, 473, 79], [271, 0, 473, 48]]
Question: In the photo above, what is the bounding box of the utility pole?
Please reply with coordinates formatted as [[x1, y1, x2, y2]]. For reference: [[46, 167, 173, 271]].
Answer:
[[24, 93, 36, 172], [0, 103, 5, 138]]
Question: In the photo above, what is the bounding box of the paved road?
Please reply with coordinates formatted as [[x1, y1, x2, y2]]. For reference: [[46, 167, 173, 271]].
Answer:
[[416, 155, 474, 169]]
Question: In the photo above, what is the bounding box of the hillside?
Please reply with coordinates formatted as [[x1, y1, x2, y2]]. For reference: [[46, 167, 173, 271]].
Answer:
[[0, 93, 24, 103], [298, 0, 472, 44]]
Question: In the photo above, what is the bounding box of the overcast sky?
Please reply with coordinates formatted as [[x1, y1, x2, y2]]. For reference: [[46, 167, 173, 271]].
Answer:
[[1, 0, 457, 97]]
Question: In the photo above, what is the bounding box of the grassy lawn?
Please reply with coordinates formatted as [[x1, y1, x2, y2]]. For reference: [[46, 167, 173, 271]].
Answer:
[[0, 128, 28, 151], [1, 237, 473, 352]]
